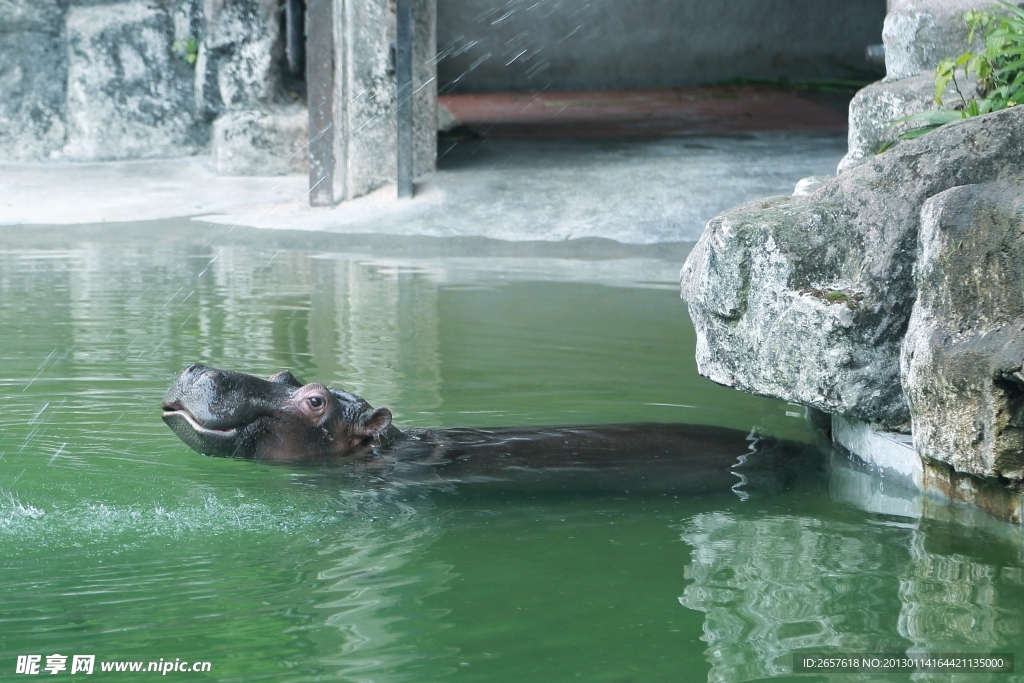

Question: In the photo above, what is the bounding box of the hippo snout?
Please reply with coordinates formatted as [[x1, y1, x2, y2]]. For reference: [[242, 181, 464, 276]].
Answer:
[[162, 365, 394, 461]]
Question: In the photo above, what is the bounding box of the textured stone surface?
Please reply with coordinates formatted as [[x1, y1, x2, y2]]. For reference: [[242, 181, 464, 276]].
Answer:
[[883, 0, 984, 81], [212, 106, 308, 175], [837, 72, 975, 173], [792, 175, 831, 196], [63, 1, 205, 160], [680, 106, 1024, 428], [0, 0, 64, 32], [0, 31, 67, 160], [902, 179, 1024, 481], [194, 0, 279, 118]]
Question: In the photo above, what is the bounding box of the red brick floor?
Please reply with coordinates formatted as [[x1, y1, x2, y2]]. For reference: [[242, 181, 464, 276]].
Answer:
[[439, 86, 848, 138]]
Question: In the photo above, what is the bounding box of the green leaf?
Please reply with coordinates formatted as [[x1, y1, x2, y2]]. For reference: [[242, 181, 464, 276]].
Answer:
[[998, 0, 1024, 21], [898, 125, 945, 140], [891, 109, 965, 126]]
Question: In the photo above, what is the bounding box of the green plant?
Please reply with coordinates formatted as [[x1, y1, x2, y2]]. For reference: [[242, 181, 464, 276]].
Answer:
[[889, 0, 1024, 141], [173, 37, 199, 66]]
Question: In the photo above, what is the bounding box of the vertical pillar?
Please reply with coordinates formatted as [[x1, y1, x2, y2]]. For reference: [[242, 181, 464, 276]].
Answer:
[[306, 0, 436, 206], [396, 0, 414, 199], [306, 0, 336, 206]]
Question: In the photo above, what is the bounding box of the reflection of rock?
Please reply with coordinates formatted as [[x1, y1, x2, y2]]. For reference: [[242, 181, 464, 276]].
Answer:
[[898, 531, 1023, 659], [62, 246, 445, 426], [680, 509, 1024, 683], [679, 512, 901, 682], [307, 258, 443, 420]]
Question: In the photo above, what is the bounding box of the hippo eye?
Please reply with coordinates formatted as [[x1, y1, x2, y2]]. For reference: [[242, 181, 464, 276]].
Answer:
[[308, 396, 324, 409]]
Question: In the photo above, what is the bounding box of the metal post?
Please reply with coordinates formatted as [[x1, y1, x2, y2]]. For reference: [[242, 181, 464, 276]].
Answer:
[[307, 0, 335, 206], [395, 0, 414, 199]]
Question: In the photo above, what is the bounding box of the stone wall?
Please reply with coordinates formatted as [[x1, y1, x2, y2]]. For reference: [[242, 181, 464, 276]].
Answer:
[[0, 0, 275, 165], [0, 0, 69, 160], [0, 0, 435, 185]]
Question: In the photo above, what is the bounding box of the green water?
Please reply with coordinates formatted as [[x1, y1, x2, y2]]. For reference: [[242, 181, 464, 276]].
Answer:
[[1, 223, 1022, 682]]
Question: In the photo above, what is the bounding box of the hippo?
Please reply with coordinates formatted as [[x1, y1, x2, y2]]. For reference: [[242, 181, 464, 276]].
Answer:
[[162, 364, 823, 492]]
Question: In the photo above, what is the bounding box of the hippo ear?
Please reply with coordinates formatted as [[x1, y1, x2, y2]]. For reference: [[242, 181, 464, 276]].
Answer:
[[268, 370, 303, 388], [356, 407, 392, 437]]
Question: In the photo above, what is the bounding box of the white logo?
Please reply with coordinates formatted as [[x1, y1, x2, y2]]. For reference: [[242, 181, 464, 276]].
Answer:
[[16, 655, 41, 675], [71, 656, 95, 675], [16, 654, 95, 675]]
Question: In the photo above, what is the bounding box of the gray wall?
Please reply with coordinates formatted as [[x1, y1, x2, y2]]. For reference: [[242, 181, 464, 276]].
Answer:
[[437, 0, 887, 93]]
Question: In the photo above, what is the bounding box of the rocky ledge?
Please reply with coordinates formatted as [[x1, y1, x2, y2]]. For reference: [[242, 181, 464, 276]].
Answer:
[[681, 105, 1024, 489]]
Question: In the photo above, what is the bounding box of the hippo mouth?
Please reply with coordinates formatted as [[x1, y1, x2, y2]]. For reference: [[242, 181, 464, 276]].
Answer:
[[161, 401, 239, 439]]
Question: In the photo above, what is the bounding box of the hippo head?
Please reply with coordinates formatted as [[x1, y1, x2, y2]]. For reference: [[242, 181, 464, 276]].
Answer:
[[162, 364, 393, 462]]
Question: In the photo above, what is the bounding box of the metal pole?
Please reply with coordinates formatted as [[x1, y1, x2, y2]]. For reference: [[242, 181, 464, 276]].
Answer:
[[306, 0, 335, 206], [395, 0, 414, 199]]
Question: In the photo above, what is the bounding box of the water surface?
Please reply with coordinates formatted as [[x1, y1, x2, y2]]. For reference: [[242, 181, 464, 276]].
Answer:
[[1, 223, 1022, 682]]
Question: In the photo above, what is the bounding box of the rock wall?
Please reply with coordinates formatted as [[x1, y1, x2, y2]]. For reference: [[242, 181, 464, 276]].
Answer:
[[681, 107, 1024, 431], [903, 179, 1024, 481], [0, 0, 267, 164], [0, 0, 435, 183], [63, 1, 207, 161], [0, 0, 68, 160], [195, 0, 279, 119]]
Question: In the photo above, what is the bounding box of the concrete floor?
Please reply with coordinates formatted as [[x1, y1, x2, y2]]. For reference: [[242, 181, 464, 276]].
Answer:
[[1, 133, 846, 244], [1, 89, 849, 244]]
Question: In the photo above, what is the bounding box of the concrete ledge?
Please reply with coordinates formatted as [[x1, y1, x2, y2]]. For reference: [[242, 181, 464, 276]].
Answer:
[[832, 414, 921, 489], [832, 414, 1024, 524]]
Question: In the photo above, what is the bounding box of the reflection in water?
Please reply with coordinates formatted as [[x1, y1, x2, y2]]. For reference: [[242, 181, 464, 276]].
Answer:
[[898, 531, 1023, 656], [679, 489, 1024, 683], [314, 494, 457, 683], [679, 512, 904, 682]]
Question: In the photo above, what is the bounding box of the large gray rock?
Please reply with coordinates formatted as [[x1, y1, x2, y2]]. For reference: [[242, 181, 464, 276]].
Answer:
[[883, 0, 983, 80], [212, 106, 308, 175], [63, 1, 205, 160], [680, 106, 1024, 429], [194, 0, 279, 118], [838, 72, 975, 173], [0, 31, 67, 160], [902, 180, 1024, 481]]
